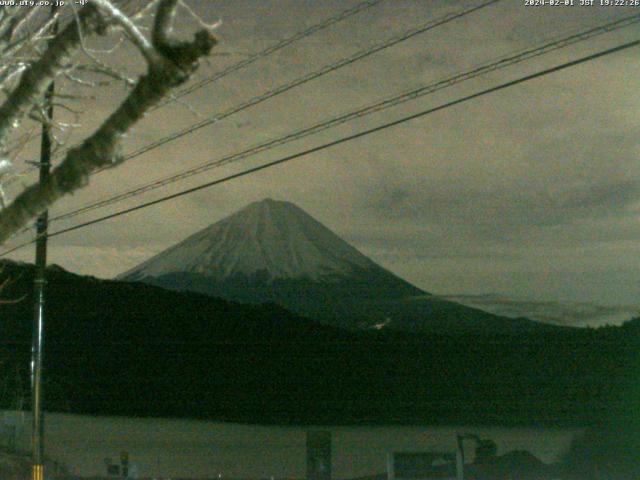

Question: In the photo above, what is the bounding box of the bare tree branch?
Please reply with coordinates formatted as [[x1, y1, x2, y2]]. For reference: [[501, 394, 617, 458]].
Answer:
[[0, 0, 217, 244], [91, 0, 160, 64], [71, 62, 135, 86], [2, 10, 57, 58], [152, 0, 179, 48], [0, 5, 108, 151], [179, 0, 222, 34]]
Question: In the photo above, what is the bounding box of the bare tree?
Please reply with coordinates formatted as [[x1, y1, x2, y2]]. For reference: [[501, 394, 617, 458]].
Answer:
[[0, 0, 217, 245]]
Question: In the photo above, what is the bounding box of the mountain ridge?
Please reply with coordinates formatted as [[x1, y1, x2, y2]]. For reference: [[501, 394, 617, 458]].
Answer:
[[119, 199, 554, 334], [120, 198, 399, 283], [0, 259, 637, 427]]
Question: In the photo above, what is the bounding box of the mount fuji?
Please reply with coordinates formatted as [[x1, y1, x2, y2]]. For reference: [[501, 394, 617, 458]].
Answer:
[[119, 199, 552, 333]]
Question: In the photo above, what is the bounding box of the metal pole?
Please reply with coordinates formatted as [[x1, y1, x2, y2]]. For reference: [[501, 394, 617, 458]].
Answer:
[[31, 6, 57, 480], [456, 435, 464, 480]]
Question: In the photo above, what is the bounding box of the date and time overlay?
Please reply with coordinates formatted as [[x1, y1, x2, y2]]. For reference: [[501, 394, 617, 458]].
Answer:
[[1, 0, 639, 8], [525, 0, 639, 6]]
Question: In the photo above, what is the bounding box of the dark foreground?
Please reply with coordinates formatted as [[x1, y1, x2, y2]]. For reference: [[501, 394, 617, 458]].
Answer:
[[0, 261, 638, 430]]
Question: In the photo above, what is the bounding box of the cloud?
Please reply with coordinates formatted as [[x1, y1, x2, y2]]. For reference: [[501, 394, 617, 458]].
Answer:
[[4, 0, 640, 307], [441, 293, 640, 328]]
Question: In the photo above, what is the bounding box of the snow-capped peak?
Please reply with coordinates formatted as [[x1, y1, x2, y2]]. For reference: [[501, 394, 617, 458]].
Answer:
[[119, 198, 378, 282]]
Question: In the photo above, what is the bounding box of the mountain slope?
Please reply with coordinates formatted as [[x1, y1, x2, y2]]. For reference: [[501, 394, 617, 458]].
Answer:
[[119, 199, 552, 333], [121, 198, 396, 282], [0, 260, 637, 426]]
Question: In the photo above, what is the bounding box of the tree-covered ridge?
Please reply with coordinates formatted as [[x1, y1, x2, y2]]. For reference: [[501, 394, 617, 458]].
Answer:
[[0, 260, 637, 427]]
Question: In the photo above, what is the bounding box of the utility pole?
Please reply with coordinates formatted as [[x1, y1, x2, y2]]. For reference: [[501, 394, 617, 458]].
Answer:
[[456, 435, 466, 480], [31, 6, 58, 480]]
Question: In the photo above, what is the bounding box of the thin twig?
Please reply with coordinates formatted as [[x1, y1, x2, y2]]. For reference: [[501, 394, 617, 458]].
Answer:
[[91, 0, 160, 64], [0, 0, 217, 242]]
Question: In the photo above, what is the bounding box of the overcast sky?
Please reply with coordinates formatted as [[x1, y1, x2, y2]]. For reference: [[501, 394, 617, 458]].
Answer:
[[4, 0, 640, 307]]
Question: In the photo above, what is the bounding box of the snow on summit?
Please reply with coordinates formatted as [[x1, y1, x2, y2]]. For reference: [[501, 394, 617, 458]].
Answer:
[[118, 199, 554, 334], [119, 198, 377, 281]]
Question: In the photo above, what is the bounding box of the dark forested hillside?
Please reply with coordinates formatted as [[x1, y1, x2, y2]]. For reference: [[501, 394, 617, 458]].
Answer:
[[0, 260, 637, 427]]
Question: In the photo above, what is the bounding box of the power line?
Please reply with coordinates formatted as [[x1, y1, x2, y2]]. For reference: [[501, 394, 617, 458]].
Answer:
[[1, 37, 635, 257], [5, 0, 500, 205], [153, 0, 387, 110], [12, 0, 500, 188], [94, 0, 501, 174], [46, 12, 640, 225], [5, 0, 506, 241], [5, 0, 387, 182]]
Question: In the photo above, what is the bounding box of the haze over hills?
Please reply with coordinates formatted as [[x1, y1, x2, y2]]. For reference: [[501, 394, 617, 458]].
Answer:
[[442, 293, 640, 328], [119, 198, 557, 334]]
